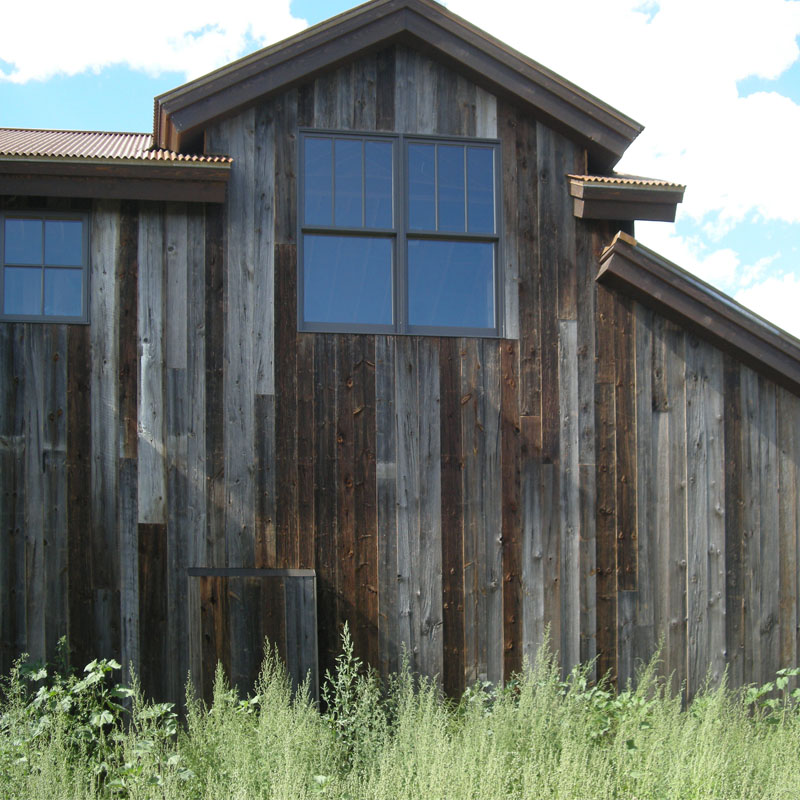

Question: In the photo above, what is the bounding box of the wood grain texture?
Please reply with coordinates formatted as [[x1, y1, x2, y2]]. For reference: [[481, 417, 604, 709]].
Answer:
[[138, 523, 168, 701], [440, 336, 465, 695]]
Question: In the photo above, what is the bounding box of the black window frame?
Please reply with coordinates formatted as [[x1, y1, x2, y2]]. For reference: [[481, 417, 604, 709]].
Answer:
[[298, 129, 503, 337], [0, 210, 90, 324]]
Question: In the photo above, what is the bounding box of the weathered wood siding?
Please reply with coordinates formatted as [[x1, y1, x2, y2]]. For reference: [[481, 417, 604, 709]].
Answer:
[[2, 44, 799, 701]]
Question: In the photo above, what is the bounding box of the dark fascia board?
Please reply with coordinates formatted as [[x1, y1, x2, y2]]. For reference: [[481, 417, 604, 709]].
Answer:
[[598, 232, 800, 397], [569, 178, 685, 221], [154, 0, 642, 170], [0, 157, 230, 203]]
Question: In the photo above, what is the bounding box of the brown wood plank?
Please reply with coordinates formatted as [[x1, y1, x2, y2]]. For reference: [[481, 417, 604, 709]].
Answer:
[[578, 464, 597, 676], [723, 354, 744, 687], [594, 381, 617, 683], [274, 89, 298, 244], [204, 203, 226, 567], [614, 293, 637, 592], [353, 53, 377, 130], [439, 336, 465, 696], [558, 320, 581, 672], [296, 334, 315, 569], [275, 243, 299, 568], [514, 108, 539, 416], [198, 575, 231, 704], [521, 415, 545, 669], [255, 393, 277, 568], [395, 336, 419, 671], [376, 336, 398, 676], [24, 325, 46, 663], [90, 202, 121, 661], [336, 336, 358, 657], [138, 523, 168, 701], [632, 304, 655, 673], [375, 47, 395, 131], [417, 338, 443, 683], [314, 334, 339, 680], [353, 336, 378, 668], [777, 388, 799, 671], [501, 341, 522, 678], [67, 324, 93, 668]]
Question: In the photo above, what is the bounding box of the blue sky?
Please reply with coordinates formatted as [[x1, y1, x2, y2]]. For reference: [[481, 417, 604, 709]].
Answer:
[[2, 0, 799, 337]]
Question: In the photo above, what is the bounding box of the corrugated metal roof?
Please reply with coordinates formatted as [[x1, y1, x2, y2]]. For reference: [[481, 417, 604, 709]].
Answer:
[[0, 128, 231, 164], [568, 173, 685, 190]]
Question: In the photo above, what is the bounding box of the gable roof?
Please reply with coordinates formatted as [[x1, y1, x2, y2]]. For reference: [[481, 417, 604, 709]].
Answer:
[[154, 0, 642, 170], [598, 232, 800, 397], [0, 128, 231, 202]]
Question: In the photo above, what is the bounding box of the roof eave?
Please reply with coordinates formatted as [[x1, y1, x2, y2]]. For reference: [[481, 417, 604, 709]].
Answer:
[[0, 156, 230, 203], [154, 0, 642, 170], [569, 176, 685, 221], [597, 232, 800, 396]]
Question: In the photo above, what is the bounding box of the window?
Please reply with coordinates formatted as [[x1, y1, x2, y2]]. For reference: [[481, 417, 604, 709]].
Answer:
[[299, 131, 501, 335], [1, 212, 89, 323]]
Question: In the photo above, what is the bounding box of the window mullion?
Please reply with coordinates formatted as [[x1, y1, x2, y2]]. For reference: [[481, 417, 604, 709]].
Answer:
[[397, 135, 406, 334]]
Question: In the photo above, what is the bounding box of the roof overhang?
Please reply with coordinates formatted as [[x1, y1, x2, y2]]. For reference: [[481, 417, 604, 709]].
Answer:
[[154, 0, 642, 171], [569, 175, 685, 222], [0, 157, 230, 203], [598, 232, 800, 396]]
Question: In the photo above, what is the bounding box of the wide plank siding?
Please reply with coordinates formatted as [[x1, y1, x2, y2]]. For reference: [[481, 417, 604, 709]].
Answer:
[[5, 44, 800, 709]]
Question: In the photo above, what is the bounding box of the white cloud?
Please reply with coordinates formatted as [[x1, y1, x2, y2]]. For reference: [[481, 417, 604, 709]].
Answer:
[[0, 1, 308, 83], [736, 274, 800, 340]]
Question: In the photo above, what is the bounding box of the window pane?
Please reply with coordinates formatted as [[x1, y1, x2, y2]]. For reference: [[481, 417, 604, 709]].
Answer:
[[334, 139, 363, 227], [408, 240, 494, 329], [4, 218, 42, 264], [45, 220, 83, 266], [4, 266, 41, 315], [304, 235, 392, 325], [467, 147, 495, 233], [437, 145, 465, 232], [304, 137, 332, 226], [365, 141, 393, 228], [408, 143, 435, 230], [44, 268, 83, 317]]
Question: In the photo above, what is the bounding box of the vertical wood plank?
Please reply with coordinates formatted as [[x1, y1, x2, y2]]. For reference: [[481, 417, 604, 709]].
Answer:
[[375, 47, 395, 131], [91, 202, 120, 660], [558, 320, 581, 672], [138, 204, 166, 525], [204, 203, 226, 567], [138, 524, 168, 701], [501, 341, 522, 677], [275, 243, 299, 568], [165, 207, 188, 370], [67, 324, 93, 667], [296, 335, 315, 570], [314, 334, 339, 679], [353, 337, 378, 667], [723, 355, 744, 686], [440, 336, 464, 695], [376, 336, 398, 676], [395, 336, 419, 670], [777, 388, 799, 671], [117, 201, 138, 683], [417, 338, 443, 682]]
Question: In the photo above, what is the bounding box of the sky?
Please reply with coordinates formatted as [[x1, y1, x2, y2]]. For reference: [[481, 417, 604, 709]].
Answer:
[[2, 0, 799, 338]]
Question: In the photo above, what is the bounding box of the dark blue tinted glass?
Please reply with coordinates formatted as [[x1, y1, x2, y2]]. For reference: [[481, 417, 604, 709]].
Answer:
[[437, 145, 465, 232], [365, 141, 393, 228], [44, 219, 83, 266], [334, 139, 363, 227], [408, 240, 494, 328], [408, 143, 435, 230], [304, 137, 333, 226], [467, 147, 495, 233], [304, 235, 392, 325], [4, 218, 42, 264], [4, 266, 41, 315], [44, 268, 83, 317]]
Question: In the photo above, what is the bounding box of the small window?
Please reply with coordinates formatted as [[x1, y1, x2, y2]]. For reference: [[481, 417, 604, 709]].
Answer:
[[1, 212, 89, 323], [298, 132, 501, 336]]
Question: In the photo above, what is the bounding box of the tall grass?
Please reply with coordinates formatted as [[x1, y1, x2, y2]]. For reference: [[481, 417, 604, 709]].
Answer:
[[3, 630, 800, 799]]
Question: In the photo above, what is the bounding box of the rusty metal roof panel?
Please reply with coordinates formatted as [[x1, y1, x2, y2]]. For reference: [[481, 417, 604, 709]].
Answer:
[[568, 173, 685, 190], [0, 128, 232, 164]]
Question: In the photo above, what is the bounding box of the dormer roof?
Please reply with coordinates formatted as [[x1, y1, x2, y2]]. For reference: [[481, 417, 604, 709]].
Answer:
[[153, 0, 643, 171]]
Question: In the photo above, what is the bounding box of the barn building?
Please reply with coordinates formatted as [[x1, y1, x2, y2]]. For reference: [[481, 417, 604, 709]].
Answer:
[[2, 0, 800, 704]]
